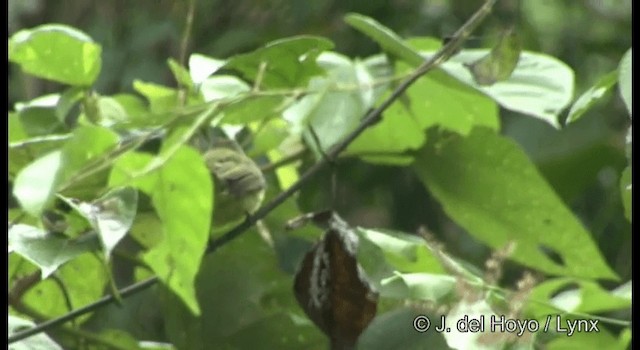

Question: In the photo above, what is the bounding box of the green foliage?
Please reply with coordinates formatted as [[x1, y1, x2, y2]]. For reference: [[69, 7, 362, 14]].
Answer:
[[7, 6, 630, 350], [9, 24, 101, 86]]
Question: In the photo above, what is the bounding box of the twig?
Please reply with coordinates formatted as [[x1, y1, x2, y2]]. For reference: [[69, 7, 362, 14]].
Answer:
[[8, 1, 496, 344], [178, 0, 196, 106]]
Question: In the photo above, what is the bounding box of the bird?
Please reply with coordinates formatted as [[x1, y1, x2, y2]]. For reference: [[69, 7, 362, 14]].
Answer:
[[204, 146, 266, 234]]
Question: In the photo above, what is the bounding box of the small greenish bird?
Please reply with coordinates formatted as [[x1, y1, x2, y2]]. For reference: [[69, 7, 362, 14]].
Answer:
[[204, 147, 266, 234]]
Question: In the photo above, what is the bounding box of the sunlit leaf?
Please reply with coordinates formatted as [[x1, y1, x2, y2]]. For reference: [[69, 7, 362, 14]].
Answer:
[[189, 53, 225, 85], [8, 224, 100, 277], [346, 60, 498, 164], [566, 70, 618, 124], [439, 49, 574, 128], [618, 48, 631, 117], [465, 28, 522, 86], [9, 24, 101, 86], [344, 13, 424, 67], [13, 151, 65, 216], [225, 36, 334, 88], [109, 147, 212, 315], [60, 187, 138, 260], [413, 127, 618, 279]]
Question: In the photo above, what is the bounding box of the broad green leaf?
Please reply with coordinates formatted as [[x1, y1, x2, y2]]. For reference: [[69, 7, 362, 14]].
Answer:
[[168, 58, 194, 90], [133, 80, 203, 114], [110, 147, 212, 315], [379, 272, 456, 301], [133, 80, 180, 113], [344, 13, 424, 67], [200, 75, 286, 124], [56, 86, 84, 122], [112, 93, 148, 120], [413, 128, 617, 280], [224, 313, 326, 350], [222, 95, 286, 125], [358, 307, 449, 350], [15, 94, 67, 137], [94, 96, 129, 126], [94, 330, 144, 350], [526, 278, 630, 319], [440, 50, 574, 128], [60, 187, 138, 260], [8, 224, 100, 277], [466, 28, 522, 86], [13, 150, 65, 216], [547, 322, 625, 350], [161, 232, 318, 349], [200, 75, 251, 101], [22, 252, 107, 322], [189, 53, 225, 84], [566, 70, 618, 124], [346, 61, 498, 164], [249, 118, 290, 156], [357, 228, 445, 274], [224, 36, 334, 88], [620, 166, 631, 223], [9, 315, 63, 350], [59, 125, 120, 198], [9, 24, 101, 86], [284, 52, 371, 154], [618, 48, 631, 117]]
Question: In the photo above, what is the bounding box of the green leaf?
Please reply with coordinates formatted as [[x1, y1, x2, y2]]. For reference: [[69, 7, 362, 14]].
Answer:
[[379, 272, 456, 301], [346, 61, 498, 164], [618, 48, 631, 117], [59, 125, 120, 197], [189, 53, 225, 84], [8, 224, 100, 277], [547, 328, 625, 350], [109, 147, 212, 315], [527, 278, 630, 319], [620, 166, 631, 223], [15, 94, 67, 137], [161, 232, 316, 349], [412, 127, 617, 280], [13, 150, 65, 216], [60, 187, 138, 260], [9, 315, 63, 350], [9, 24, 101, 86], [465, 28, 522, 86], [284, 52, 371, 154], [440, 50, 575, 128], [224, 36, 334, 88], [566, 70, 618, 124], [344, 13, 424, 67], [357, 228, 445, 274], [249, 118, 290, 156], [168, 58, 194, 90], [358, 307, 449, 350], [22, 252, 107, 322], [200, 75, 286, 124], [132, 80, 180, 113]]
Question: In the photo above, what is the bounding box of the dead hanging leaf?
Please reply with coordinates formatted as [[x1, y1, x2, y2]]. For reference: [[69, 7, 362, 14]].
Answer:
[[465, 28, 522, 86], [289, 211, 378, 350]]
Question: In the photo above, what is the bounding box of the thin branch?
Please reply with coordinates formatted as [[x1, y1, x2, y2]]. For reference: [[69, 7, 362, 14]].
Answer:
[[178, 0, 196, 106], [8, 1, 496, 344]]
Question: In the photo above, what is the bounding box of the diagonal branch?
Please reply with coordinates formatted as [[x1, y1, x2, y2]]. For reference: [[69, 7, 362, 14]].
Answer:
[[8, 0, 496, 344]]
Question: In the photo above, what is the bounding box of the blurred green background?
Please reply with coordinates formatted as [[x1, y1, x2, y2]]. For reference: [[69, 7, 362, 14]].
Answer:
[[9, 0, 632, 282]]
